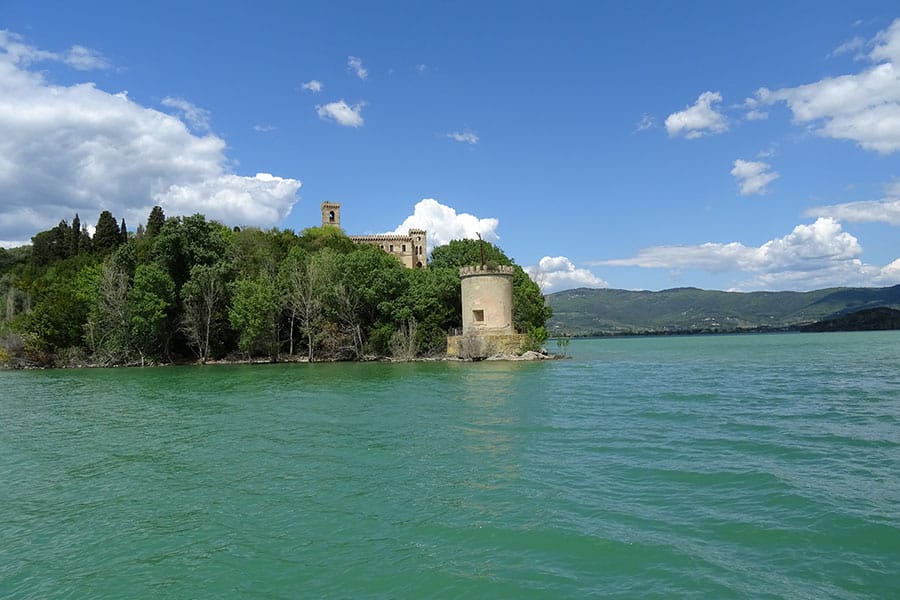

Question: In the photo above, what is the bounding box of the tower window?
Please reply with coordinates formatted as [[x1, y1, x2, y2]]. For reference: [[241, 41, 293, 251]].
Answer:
[[402, 244, 406, 252], [473, 310, 485, 322], [328, 210, 335, 222], [390, 244, 394, 252]]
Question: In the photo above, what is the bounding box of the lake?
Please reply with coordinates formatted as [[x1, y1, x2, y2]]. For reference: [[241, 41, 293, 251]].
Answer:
[[1, 332, 898, 598]]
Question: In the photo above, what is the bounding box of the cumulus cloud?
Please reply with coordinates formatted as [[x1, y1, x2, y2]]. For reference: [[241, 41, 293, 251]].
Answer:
[[446, 130, 479, 145], [596, 218, 899, 290], [390, 198, 499, 251], [302, 79, 323, 92], [525, 256, 608, 293], [664, 91, 729, 139], [348, 56, 368, 80], [731, 159, 779, 195], [0, 32, 301, 246], [755, 18, 900, 154], [155, 173, 299, 225], [316, 100, 364, 127], [161, 96, 211, 131]]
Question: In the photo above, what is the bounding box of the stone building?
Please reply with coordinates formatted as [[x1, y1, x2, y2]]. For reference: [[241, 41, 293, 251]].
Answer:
[[321, 202, 427, 269], [446, 265, 528, 358]]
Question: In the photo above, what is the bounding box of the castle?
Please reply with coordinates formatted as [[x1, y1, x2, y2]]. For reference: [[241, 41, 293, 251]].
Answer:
[[321, 202, 427, 269]]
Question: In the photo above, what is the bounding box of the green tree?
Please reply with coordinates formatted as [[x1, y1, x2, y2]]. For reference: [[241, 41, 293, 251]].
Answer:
[[281, 247, 337, 362], [128, 263, 175, 365], [297, 226, 356, 254], [31, 221, 71, 266], [426, 238, 552, 334], [146, 206, 165, 238], [430, 238, 511, 270], [92, 261, 132, 365], [93, 210, 122, 254], [335, 244, 407, 355], [181, 262, 229, 363], [70, 214, 82, 256], [229, 276, 280, 359]]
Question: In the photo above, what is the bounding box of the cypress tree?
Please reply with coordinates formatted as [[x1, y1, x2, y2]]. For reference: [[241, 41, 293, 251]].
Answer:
[[146, 206, 165, 238], [94, 210, 121, 254], [71, 214, 81, 255], [120, 218, 128, 243]]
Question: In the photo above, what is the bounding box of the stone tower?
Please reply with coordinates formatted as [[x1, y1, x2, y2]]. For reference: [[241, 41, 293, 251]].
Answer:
[[446, 264, 527, 358], [459, 265, 515, 335], [321, 201, 341, 228]]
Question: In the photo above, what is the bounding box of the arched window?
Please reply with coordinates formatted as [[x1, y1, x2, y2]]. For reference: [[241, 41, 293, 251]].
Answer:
[[328, 210, 335, 222]]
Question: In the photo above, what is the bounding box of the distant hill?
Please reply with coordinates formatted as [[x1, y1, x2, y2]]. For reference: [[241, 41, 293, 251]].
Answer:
[[545, 285, 900, 336], [799, 307, 900, 332]]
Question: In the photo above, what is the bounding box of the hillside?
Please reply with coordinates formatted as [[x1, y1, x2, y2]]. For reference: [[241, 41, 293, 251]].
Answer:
[[546, 285, 900, 335]]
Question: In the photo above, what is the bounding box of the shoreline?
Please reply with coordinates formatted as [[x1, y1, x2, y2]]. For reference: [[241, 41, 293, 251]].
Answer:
[[2, 349, 561, 371]]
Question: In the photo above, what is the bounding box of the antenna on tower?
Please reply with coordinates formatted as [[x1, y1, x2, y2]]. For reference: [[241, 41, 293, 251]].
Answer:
[[477, 232, 486, 267]]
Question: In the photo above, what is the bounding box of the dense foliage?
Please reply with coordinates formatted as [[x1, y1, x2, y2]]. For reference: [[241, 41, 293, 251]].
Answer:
[[0, 209, 551, 366]]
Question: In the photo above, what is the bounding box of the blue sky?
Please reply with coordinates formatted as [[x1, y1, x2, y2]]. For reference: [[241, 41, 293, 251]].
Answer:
[[2, 1, 899, 292]]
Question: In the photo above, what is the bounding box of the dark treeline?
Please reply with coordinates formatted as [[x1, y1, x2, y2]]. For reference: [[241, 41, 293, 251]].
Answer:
[[0, 207, 550, 367]]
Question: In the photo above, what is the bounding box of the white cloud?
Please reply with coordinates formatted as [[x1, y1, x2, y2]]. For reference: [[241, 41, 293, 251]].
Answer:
[[446, 130, 479, 145], [596, 218, 899, 290], [664, 91, 729, 139], [253, 124, 276, 132], [755, 18, 900, 154], [348, 56, 368, 80], [161, 96, 211, 131], [316, 100, 364, 127], [390, 198, 499, 251], [525, 256, 608, 293], [745, 109, 768, 120], [730, 159, 779, 195], [0, 31, 109, 71], [805, 182, 900, 225], [0, 32, 301, 246], [63, 45, 111, 70], [155, 173, 300, 225], [829, 36, 865, 59], [302, 79, 323, 93], [635, 113, 655, 132]]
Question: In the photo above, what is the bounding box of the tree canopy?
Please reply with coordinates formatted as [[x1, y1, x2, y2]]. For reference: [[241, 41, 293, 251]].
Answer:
[[1, 209, 552, 366]]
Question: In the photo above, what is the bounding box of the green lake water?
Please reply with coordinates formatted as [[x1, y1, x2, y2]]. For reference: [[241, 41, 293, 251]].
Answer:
[[2, 332, 898, 598]]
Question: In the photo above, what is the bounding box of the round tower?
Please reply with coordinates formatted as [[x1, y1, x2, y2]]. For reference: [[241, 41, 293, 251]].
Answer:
[[459, 265, 515, 335]]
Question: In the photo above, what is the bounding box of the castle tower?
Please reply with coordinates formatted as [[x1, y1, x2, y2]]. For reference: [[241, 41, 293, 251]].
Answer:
[[409, 228, 427, 268], [459, 265, 515, 335], [321, 202, 341, 228]]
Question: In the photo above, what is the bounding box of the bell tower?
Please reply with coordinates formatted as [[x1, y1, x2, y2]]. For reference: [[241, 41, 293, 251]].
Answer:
[[321, 202, 341, 228]]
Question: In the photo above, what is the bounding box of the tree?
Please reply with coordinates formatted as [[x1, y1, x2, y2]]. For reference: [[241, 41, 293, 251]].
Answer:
[[430, 238, 512, 270], [146, 206, 165, 238], [281, 247, 336, 362], [128, 263, 175, 365], [426, 238, 552, 334], [181, 262, 228, 363], [297, 226, 356, 254], [93, 210, 122, 254], [93, 261, 132, 364], [229, 276, 280, 359], [120, 218, 128, 243], [70, 214, 82, 256]]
